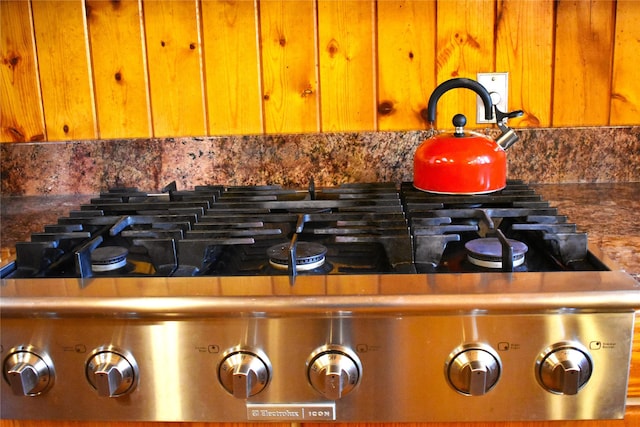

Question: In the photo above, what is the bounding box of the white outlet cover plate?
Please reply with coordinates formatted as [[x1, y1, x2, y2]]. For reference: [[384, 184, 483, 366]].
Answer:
[[476, 72, 509, 124]]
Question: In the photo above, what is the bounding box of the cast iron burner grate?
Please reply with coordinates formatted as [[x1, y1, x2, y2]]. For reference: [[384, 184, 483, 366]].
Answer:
[[1, 180, 604, 282], [400, 181, 593, 273], [1, 181, 413, 281]]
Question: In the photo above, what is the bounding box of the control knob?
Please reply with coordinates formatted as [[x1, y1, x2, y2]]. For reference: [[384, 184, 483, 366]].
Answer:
[[307, 345, 362, 400], [3, 346, 55, 396], [218, 347, 271, 399], [86, 346, 138, 397], [445, 343, 501, 396], [536, 341, 592, 395]]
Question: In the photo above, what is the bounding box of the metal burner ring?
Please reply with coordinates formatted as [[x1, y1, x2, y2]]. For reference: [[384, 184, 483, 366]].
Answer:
[[91, 246, 128, 272], [267, 242, 327, 271], [465, 237, 528, 269]]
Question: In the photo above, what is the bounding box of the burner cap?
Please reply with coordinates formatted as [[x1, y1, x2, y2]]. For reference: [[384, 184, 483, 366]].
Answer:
[[91, 246, 128, 272], [465, 237, 528, 269], [267, 241, 327, 271]]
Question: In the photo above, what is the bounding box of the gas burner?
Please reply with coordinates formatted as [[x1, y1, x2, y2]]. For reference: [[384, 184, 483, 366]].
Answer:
[[465, 237, 528, 269], [0, 181, 597, 280], [267, 241, 327, 271], [91, 246, 128, 272]]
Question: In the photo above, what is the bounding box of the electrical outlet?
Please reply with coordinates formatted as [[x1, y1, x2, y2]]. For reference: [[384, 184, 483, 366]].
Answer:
[[476, 72, 509, 124]]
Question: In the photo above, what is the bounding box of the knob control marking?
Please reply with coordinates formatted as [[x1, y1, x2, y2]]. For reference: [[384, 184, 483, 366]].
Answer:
[[536, 341, 592, 395], [445, 343, 501, 396], [3, 346, 55, 396], [217, 347, 271, 399], [85, 346, 138, 397], [307, 345, 362, 400]]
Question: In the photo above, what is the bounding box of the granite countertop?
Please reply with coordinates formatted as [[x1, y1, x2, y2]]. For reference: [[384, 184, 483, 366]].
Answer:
[[531, 183, 640, 281], [1, 182, 638, 281]]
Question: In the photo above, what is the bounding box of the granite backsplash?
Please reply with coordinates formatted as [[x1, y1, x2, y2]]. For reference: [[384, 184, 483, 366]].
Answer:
[[1, 126, 638, 195]]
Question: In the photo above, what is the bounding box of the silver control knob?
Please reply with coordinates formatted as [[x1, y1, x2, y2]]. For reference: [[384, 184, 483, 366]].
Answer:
[[218, 347, 271, 399], [536, 342, 592, 395], [86, 347, 138, 397], [446, 343, 501, 396], [3, 346, 55, 396], [307, 345, 362, 400]]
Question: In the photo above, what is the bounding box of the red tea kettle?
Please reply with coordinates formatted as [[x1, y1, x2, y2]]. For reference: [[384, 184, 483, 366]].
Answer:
[[414, 78, 523, 194]]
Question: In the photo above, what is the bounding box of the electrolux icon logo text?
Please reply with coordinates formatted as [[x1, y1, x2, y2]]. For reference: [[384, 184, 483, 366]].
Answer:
[[246, 403, 336, 420]]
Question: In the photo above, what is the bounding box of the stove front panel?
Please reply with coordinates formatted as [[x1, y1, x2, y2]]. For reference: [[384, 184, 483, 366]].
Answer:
[[1, 310, 634, 422]]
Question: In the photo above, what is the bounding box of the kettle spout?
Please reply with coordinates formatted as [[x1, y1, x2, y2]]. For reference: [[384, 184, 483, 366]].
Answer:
[[497, 126, 518, 150], [495, 107, 524, 150]]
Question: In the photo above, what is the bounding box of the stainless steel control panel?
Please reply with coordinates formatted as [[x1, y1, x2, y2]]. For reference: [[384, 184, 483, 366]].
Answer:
[[1, 310, 634, 422]]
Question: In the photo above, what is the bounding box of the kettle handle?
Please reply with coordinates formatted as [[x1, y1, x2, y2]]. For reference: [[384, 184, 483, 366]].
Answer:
[[425, 78, 493, 123]]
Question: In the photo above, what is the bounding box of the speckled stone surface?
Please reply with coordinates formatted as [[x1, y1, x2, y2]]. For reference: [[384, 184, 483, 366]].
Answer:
[[1, 127, 638, 195], [532, 183, 640, 281], [0, 195, 88, 263]]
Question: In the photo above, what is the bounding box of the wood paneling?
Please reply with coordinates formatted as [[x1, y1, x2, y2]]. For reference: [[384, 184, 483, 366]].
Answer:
[[303, 408, 640, 427], [0, 423, 292, 427], [318, 0, 376, 132], [552, 0, 616, 127], [86, 0, 151, 139], [610, 0, 640, 125], [259, 0, 318, 133], [496, 0, 554, 127], [1, 0, 639, 138], [201, 0, 263, 135], [435, 0, 495, 130], [0, 0, 44, 142], [377, 0, 436, 131], [31, 0, 96, 141], [630, 312, 640, 398], [143, 0, 206, 137]]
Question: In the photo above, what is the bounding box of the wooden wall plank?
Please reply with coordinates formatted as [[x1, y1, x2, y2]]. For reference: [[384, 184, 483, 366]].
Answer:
[[435, 0, 495, 130], [630, 313, 640, 398], [31, 0, 96, 141], [0, 0, 45, 142], [552, 0, 615, 127], [300, 407, 640, 427], [377, 0, 436, 131], [0, 422, 293, 427], [86, 0, 151, 139], [610, 0, 640, 125], [496, 0, 554, 128], [3, 0, 639, 143], [143, 0, 206, 137], [259, 0, 318, 134], [318, 0, 376, 132], [201, 0, 262, 135]]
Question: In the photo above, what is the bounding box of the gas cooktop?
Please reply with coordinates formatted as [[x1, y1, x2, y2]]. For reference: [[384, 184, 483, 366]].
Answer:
[[2, 181, 639, 423], [0, 180, 613, 282]]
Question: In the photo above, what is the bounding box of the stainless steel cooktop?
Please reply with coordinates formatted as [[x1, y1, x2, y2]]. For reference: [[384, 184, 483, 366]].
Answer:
[[1, 181, 638, 422]]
